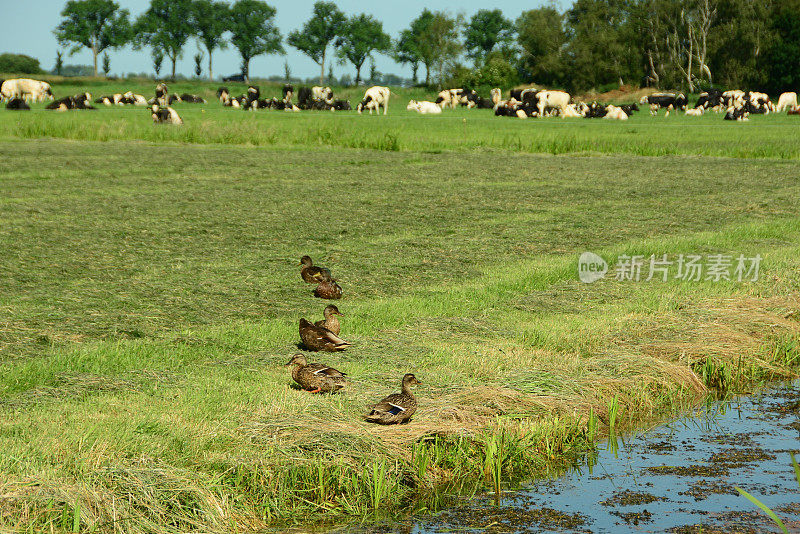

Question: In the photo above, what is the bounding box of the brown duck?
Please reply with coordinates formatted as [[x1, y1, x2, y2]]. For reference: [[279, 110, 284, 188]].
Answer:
[[314, 305, 343, 335], [314, 270, 343, 300], [299, 317, 350, 351], [365, 374, 422, 425], [300, 255, 331, 284], [286, 353, 347, 393]]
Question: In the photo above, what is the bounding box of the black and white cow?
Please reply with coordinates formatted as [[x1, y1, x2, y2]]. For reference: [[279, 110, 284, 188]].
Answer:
[[180, 93, 206, 103], [724, 106, 749, 121], [5, 98, 30, 110], [357, 86, 390, 115], [46, 93, 95, 111], [282, 84, 294, 103], [155, 83, 169, 106], [151, 104, 183, 124], [217, 87, 230, 104], [640, 92, 688, 113]]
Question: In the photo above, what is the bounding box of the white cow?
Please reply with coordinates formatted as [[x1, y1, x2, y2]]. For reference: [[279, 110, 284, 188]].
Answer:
[[1, 78, 54, 102], [560, 104, 585, 118], [311, 86, 333, 103], [490, 88, 502, 106], [357, 86, 390, 115], [777, 92, 798, 112], [406, 100, 442, 114], [125, 91, 148, 106], [685, 107, 704, 116], [603, 105, 628, 120], [536, 90, 570, 117]]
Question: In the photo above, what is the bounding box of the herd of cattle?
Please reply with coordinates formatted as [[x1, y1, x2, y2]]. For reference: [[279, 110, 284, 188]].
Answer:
[[2, 76, 800, 125]]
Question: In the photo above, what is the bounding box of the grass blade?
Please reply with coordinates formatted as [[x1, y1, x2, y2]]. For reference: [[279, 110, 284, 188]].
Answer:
[[734, 487, 788, 534], [791, 452, 800, 490]]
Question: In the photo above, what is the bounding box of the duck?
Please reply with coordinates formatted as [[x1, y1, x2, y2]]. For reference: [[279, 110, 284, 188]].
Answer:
[[365, 374, 422, 425], [300, 255, 331, 284], [314, 270, 343, 300], [299, 318, 351, 351], [314, 305, 343, 335], [285, 353, 347, 393]]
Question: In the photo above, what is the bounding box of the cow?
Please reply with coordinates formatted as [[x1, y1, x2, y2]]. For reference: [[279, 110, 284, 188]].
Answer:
[[151, 104, 183, 125], [217, 87, 230, 104], [490, 88, 502, 106], [536, 90, 570, 117], [724, 106, 749, 121], [46, 93, 94, 111], [1, 78, 54, 102], [788, 107, 800, 116], [180, 93, 206, 104], [406, 100, 442, 114], [126, 92, 148, 106], [311, 86, 333, 103], [357, 86, 390, 115], [641, 92, 687, 112], [776, 92, 797, 113], [561, 104, 584, 118], [5, 98, 30, 110], [283, 84, 294, 103], [510, 88, 537, 102], [603, 105, 628, 120], [619, 103, 639, 116], [584, 102, 608, 118], [685, 107, 704, 116], [695, 89, 723, 110], [155, 83, 169, 105]]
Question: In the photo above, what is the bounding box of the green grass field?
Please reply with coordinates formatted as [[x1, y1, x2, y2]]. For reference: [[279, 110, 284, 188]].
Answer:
[[1, 79, 800, 532]]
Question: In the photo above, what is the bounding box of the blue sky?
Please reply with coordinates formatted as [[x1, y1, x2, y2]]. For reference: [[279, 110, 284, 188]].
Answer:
[[0, 1, 564, 79]]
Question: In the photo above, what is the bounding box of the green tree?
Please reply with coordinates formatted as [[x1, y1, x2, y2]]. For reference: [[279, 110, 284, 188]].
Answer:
[[463, 9, 515, 65], [134, 0, 194, 80], [287, 1, 345, 85], [0, 54, 44, 74], [405, 10, 461, 86], [54, 0, 131, 77], [763, 0, 800, 93], [393, 29, 421, 84], [229, 0, 283, 81], [563, 0, 637, 91], [102, 52, 110, 76], [335, 13, 390, 85], [708, 0, 774, 88], [152, 49, 164, 77], [516, 7, 566, 86], [194, 52, 203, 77], [55, 50, 64, 76], [191, 0, 229, 81]]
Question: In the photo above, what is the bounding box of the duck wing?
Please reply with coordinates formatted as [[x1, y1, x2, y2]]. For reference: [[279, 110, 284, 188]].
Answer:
[[305, 362, 347, 377]]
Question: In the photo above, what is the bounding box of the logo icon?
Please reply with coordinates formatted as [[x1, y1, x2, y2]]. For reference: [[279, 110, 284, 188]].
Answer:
[[578, 252, 607, 283]]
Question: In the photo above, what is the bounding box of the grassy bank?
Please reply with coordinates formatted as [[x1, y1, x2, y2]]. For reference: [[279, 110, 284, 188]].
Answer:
[[0, 138, 799, 531], [4, 80, 800, 159]]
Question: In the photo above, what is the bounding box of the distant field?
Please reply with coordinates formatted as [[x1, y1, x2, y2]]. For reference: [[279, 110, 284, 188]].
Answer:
[[3, 80, 800, 158], [1, 81, 800, 532]]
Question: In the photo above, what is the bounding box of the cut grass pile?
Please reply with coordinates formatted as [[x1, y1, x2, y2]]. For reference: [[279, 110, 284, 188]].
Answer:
[[0, 137, 799, 531]]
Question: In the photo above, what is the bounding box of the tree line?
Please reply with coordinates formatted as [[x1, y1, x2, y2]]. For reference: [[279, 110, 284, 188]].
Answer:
[[54, 0, 800, 93]]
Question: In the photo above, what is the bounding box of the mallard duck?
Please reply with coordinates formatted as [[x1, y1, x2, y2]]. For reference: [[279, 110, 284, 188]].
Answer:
[[314, 270, 343, 300], [365, 374, 422, 425], [314, 305, 343, 335], [300, 256, 331, 284], [285, 353, 347, 393], [299, 318, 350, 351]]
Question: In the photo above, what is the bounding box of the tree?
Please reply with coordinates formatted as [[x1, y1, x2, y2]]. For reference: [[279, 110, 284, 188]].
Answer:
[[516, 7, 566, 86], [134, 0, 194, 80], [54, 0, 131, 77], [0, 54, 44, 74], [393, 29, 421, 84], [194, 52, 203, 77], [335, 14, 390, 85], [405, 10, 461, 86], [287, 1, 345, 85], [463, 9, 515, 64], [763, 0, 800, 93], [102, 52, 110, 76], [229, 0, 283, 81], [284, 59, 291, 81], [152, 49, 164, 77], [191, 0, 229, 81], [55, 50, 64, 76], [563, 0, 637, 91]]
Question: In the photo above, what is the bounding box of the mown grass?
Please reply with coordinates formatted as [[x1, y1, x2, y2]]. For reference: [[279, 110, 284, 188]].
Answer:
[[1, 135, 799, 531], [3, 79, 800, 158]]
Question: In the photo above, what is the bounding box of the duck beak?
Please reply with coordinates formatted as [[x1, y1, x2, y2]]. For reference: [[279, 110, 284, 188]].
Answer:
[[285, 359, 294, 366], [336, 311, 344, 316]]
